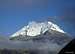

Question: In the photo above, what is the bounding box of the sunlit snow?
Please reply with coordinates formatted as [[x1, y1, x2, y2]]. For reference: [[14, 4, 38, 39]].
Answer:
[[11, 21, 65, 37]]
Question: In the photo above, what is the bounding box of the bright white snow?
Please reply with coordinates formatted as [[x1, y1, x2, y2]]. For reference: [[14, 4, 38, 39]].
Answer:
[[11, 21, 65, 37]]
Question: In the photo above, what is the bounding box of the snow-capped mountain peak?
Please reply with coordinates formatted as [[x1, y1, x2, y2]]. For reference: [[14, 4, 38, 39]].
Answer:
[[10, 21, 65, 37]]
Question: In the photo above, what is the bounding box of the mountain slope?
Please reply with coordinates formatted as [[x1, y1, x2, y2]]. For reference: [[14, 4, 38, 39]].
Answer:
[[10, 21, 65, 37], [10, 21, 72, 44], [10, 29, 72, 45], [9, 21, 73, 54]]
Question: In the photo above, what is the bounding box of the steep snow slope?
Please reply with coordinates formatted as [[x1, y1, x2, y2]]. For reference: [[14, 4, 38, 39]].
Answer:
[[9, 21, 73, 54], [10, 21, 65, 37]]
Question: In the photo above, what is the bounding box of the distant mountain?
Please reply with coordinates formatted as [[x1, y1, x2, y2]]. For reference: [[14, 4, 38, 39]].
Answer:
[[10, 21, 65, 40], [9, 21, 73, 54], [9, 21, 72, 43]]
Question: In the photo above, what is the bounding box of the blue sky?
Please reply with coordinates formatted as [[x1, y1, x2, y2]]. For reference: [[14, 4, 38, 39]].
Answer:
[[0, 0, 75, 37]]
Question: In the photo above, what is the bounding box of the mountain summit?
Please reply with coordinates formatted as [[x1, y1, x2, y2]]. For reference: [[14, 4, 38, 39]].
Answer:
[[10, 21, 72, 44], [10, 21, 65, 37], [9, 21, 73, 54]]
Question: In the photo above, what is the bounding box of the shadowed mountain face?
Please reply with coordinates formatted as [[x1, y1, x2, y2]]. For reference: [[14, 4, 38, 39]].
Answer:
[[0, 32, 73, 54], [0, 30, 73, 54], [10, 30, 72, 45], [0, 21, 73, 54], [9, 30, 73, 54]]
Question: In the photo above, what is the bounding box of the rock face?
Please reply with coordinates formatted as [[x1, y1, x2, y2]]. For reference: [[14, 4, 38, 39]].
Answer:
[[9, 21, 73, 54]]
